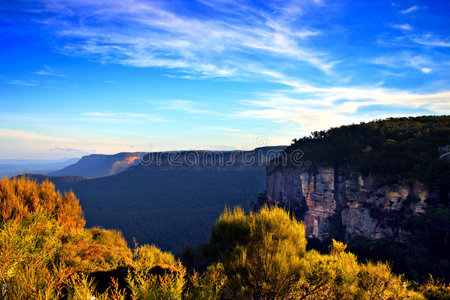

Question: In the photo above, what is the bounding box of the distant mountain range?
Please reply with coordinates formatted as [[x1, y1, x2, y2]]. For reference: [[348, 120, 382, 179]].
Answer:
[[0, 158, 79, 177], [50, 152, 142, 178], [22, 146, 287, 253]]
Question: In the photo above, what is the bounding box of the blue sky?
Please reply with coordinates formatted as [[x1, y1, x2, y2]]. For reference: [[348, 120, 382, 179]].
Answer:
[[1, 0, 449, 159]]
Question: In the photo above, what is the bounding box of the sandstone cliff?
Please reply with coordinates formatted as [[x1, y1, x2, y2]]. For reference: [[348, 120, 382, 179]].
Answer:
[[266, 166, 431, 240]]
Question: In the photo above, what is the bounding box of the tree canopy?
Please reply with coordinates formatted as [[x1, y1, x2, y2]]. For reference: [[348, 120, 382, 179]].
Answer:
[[276, 115, 450, 185]]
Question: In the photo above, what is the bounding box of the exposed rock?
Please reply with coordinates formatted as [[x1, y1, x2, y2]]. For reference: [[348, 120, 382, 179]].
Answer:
[[266, 166, 429, 240]]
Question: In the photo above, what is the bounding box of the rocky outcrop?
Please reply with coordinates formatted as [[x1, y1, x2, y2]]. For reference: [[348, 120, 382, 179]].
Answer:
[[266, 166, 430, 240]]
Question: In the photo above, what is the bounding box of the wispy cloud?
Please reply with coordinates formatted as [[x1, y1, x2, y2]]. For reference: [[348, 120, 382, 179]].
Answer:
[[400, 5, 419, 14], [49, 147, 83, 152], [81, 112, 166, 123], [6, 78, 72, 89], [231, 70, 450, 134], [371, 52, 433, 74], [390, 24, 412, 31], [207, 126, 243, 133], [0, 127, 145, 159], [411, 34, 450, 47], [0, 129, 76, 143], [32, 0, 333, 77], [31, 65, 66, 77], [155, 100, 211, 114], [7, 79, 38, 86]]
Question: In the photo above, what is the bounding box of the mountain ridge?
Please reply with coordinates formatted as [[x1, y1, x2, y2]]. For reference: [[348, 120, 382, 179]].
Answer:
[[50, 152, 143, 178], [50, 146, 287, 178]]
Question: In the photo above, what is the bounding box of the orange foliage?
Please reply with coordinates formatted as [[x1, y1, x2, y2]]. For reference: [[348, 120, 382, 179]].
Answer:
[[0, 177, 85, 228]]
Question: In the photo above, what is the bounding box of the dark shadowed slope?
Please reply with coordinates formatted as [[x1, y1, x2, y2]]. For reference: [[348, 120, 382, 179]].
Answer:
[[27, 147, 286, 253]]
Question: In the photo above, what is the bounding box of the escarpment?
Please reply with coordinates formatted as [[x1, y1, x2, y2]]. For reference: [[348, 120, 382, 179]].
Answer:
[[266, 166, 432, 240], [264, 116, 450, 242]]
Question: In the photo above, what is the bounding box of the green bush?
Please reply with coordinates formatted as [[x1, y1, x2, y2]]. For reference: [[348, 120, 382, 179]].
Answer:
[[0, 177, 132, 298], [208, 206, 307, 299], [184, 263, 226, 300]]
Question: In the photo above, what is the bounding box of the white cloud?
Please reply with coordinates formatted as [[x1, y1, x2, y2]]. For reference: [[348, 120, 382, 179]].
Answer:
[[371, 52, 433, 73], [412, 34, 450, 47], [34, 0, 332, 76], [31, 65, 66, 77], [49, 147, 84, 152], [155, 100, 211, 114], [7, 80, 38, 86], [391, 24, 412, 31], [230, 71, 450, 135], [0, 129, 76, 143], [400, 5, 419, 14], [0, 127, 150, 159], [207, 126, 244, 133], [81, 112, 166, 123]]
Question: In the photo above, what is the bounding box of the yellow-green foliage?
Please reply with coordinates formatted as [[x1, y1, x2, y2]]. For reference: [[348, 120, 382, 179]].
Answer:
[[293, 241, 360, 299], [356, 261, 423, 299], [418, 276, 450, 300], [133, 244, 177, 271], [0, 214, 72, 299], [58, 227, 133, 273], [0, 177, 132, 299], [127, 261, 186, 300], [0, 177, 85, 228], [209, 206, 307, 299], [292, 239, 424, 299], [128, 245, 186, 300], [68, 273, 127, 300], [184, 263, 227, 300], [208, 206, 430, 300], [0, 177, 447, 299], [67, 246, 185, 300]]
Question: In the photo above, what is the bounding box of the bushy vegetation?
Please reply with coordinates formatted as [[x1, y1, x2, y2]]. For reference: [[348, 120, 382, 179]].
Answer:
[[205, 206, 428, 299], [1, 177, 448, 299], [0, 177, 133, 298], [279, 115, 450, 184]]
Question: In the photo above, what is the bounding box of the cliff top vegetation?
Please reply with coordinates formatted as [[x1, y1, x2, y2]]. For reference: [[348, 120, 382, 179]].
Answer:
[[276, 115, 450, 184]]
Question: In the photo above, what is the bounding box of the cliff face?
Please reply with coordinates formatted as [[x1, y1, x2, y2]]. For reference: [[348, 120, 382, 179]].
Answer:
[[137, 146, 286, 171], [266, 166, 430, 240]]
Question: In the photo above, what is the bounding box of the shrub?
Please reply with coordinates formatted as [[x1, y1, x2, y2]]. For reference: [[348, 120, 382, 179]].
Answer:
[[208, 205, 307, 299], [184, 263, 226, 300], [0, 177, 85, 228], [127, 244, 186, 299], [0, 177, 132, 298], [419, 276, 450, 300]]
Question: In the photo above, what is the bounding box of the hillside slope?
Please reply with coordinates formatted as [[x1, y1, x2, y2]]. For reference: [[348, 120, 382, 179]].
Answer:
[[51, 152, 142, 178]]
